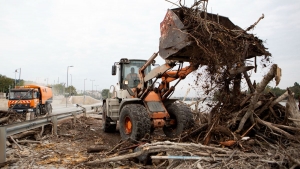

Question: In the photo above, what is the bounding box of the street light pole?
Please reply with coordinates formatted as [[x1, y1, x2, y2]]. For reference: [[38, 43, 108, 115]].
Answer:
[[90, 80, 95, 97], [18, 68, 21, 85], [66, 65, 74, 107], [70, 74, 72, 96], [84, 78, 87, 104], [14, 70, 17, 87], [95, 85, 99, 99]]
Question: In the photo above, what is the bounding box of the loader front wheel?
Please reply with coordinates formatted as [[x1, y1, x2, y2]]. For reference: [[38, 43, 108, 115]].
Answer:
[[163, 102, 194, 138], [102, 103, 116, 133], [119, 104, 151, 141]]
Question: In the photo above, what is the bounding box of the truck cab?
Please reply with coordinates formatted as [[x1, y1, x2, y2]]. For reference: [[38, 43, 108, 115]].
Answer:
[[8, 88, 40, 113]]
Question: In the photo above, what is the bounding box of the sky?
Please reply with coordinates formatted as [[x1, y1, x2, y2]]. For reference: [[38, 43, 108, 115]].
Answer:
[[1, 0, 299, 97]]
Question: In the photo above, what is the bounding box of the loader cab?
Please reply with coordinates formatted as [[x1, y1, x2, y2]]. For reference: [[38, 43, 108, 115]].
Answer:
[[112, 58, 151, 89]]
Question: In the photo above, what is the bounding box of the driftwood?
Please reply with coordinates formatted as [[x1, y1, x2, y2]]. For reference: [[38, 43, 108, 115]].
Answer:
[[270, 91, 288, 107], [255, 117, 299, 142], [0, 116, 10, 124], [11, 130, 38, 140], [229, 66, 255, 76], [85, 141, 247, 166], [0, 159, 19, 168], [236, 64, 281, 133], [9, 136, 23, 150], [85, 140, 297, 169], [286, 88, 300, 127], [87, 146, 109, 153], [17, 140, 41, 144]]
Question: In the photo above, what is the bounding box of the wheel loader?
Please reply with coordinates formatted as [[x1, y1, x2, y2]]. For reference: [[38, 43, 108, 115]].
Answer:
[[103, 8, 237, 140]]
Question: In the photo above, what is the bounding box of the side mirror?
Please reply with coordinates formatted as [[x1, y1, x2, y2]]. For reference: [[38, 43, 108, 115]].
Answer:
[[112, 65, 116, 75]]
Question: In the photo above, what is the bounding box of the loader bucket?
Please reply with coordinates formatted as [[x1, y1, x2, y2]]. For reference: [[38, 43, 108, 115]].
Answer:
[[159, 8, 239, 62]]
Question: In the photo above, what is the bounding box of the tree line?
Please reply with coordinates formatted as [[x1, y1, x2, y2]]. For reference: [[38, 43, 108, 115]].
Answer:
[[1, 74, 299, 100], [265, 82, 300, 99], [0, 74, 77, 96]]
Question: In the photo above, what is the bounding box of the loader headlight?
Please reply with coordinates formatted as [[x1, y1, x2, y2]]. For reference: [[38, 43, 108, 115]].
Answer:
[[124, 80, 129, 85], [28, 109, 33, 112]]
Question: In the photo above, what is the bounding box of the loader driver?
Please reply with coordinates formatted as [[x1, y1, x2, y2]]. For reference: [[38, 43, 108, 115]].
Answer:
[[126, 67, 139, 88]]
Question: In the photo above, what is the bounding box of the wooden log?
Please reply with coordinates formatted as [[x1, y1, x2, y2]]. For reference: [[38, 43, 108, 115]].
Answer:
[[286, 88, 300, 127], [6, 141, 11, 147], [271, 123, 300, 132], [17, 140, 41, 144], [229, 66, 254, 75], [87, 146, 109, 153], [0, 159, 19, 168], [9, 136, 23, 150], [0, 116, 10, 124], [270, 91, 288, 107], [85, 141, 233, 166], [236, 64, 280, 133], [255, 98, 274, 116], [243, 72, 255, 93], [240, 94, 252, 107], [255, 118, 299, 142], [233, 73, 242, 100], [12, 130, 38, 139]]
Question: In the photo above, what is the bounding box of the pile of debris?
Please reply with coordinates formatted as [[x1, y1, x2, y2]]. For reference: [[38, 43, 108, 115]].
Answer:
[[84, 1, 300, 168], [3, 1, 300, 168], [0, 110, 26, 125]]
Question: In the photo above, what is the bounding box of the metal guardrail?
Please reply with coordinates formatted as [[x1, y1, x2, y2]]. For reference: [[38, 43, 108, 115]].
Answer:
[[0, 106, 88, 163]]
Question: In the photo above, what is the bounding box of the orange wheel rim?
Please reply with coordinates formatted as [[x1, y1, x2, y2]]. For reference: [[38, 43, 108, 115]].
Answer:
[[124, 116, 132, 134]]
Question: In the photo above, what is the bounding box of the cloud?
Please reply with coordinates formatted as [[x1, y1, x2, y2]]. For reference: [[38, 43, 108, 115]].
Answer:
[[0, 0, 299, 97]]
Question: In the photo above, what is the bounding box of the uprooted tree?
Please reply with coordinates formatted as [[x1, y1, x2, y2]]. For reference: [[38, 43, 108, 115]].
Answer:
[[85, 1, 300, 167], [165, 0, 300, 148]]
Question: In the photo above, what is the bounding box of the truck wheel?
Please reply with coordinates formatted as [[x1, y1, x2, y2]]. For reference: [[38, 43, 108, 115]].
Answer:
[[35, 105, 41, 117], [102, 103, 116, 132], [163, 102, 194, 138], [119, 104, 151, 141]]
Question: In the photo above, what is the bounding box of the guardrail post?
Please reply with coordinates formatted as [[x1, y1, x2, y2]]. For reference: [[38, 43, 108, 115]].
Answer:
[[0, 127, 7, 163], [51, 116, 57, 135], [83, 108, 86, 117], [72, 112, 77, 125]]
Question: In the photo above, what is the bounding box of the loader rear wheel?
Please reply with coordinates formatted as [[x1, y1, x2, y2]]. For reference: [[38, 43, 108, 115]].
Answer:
[[163, 102, 194, 138], [119, 104, 151, 141], [102, 103, 116, 133]]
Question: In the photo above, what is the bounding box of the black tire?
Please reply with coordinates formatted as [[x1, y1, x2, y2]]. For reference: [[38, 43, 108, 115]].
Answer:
[[163, 102, 194, 138], [102, 103, 116, 132], [35, 105, 41, 117], [119, 104, 151, 141]]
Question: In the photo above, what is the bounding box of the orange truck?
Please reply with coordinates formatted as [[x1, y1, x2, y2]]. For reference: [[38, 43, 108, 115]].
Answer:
[[8, 84, 53, 119]]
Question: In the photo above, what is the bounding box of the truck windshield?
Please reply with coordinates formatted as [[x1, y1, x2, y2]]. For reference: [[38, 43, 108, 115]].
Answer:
[[123, 60, 151, 88], [9, 91, 32, 100]]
